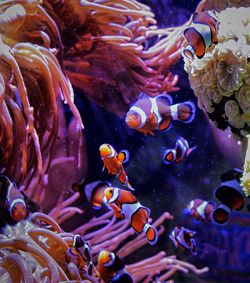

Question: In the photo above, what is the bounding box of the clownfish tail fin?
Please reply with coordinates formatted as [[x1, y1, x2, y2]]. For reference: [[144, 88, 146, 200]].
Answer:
[[187, 145, 197, 157], [163, 149, 176, 164], [143, 223, 158, 245], [118, 150, 130, 163], [170, 101, 196, 123]]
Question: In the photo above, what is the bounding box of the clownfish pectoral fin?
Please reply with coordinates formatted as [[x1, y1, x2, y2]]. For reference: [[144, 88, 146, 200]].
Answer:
[[163, 149, 176, 164], [126, 182, 135, 191], [158, 119, 171, 132], [117, 150, 130, 163], [148, 113, 159, 129], [149, 131, 155, 136]]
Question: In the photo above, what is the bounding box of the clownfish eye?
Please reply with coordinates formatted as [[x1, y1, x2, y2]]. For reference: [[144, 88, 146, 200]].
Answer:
[[109, 189, 113, 194]]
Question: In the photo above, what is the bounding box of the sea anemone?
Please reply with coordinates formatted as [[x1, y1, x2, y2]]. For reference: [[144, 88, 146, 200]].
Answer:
[[0, 191, 209, 282]]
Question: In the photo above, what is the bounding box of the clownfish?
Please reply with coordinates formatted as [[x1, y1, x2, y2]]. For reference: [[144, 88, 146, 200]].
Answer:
[[169, 226, 197, 255], [104, 186, 158, 245], [98, 250, 133, 283], [99, 144, 133, 190], [73, 234, 95, 275], [163, 137, 196, 164], [183, 10, 219, 60], [65, 247, 85, 269], [125, 93, 196, 136], [186, 199, 215, 222], [212, 168, 244, 224], [0, 175, 26, 222]]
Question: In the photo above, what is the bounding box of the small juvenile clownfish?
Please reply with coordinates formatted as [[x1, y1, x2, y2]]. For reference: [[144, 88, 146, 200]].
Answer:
[[186, 198, 215, 222], [183, 10, 219, 60], [104, 186, 158, 245], [163, 137, 196, 164], [169, 226, 197, 255], [65, 247, 84, 268], [73, 234, 95, 275], [98, 250, 133, 283], [99, 144, 133, 190], [0, 175, 27, 222], [125, 93, 196, 136], [212, 168, 244, 224]]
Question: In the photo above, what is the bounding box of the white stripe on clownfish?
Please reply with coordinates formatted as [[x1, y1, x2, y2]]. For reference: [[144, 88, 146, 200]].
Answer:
[[149, 97, 162, 125], [170, 104, 179, 120], [190, 22, 212, 48], [103, 252, 115, 267], [196, 201, 208, 220], [107, 187, 119, 203], [6, 182, 13, 206], [176, 139, 187, 160], [9, 198, 26, 212], [130, 106, 147, 129], [108, 145, 116, 158]]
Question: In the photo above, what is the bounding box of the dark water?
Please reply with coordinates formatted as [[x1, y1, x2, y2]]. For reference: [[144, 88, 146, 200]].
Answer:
[[69, 1, 250, 282]]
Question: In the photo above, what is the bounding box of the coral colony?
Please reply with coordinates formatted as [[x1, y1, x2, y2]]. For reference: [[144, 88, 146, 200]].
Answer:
[[0, 0, 249, 282]]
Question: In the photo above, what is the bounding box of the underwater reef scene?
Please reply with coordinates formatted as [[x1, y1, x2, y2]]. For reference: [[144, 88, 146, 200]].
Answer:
[[0, 0, 250, 282]]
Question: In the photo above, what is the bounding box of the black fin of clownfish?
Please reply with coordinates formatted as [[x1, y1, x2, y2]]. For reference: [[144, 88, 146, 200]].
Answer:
[[138, 92, 149, 100], [163, 149, 176, 164], [117, 150, 129, 163], [72, 178, 85, 193], [156, 93, 173, 106], [192, 12, 198, 22], [183, 27, 192, 42], [158, 118, 171, 132]]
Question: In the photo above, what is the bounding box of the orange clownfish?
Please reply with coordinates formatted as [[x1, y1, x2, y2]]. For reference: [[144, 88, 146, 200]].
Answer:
[[163, 137, 196, 164], [98, 250, 133, 283], [183, 10, 219, 60], [0, 175, 27, 222], [186, 198, 215, 222], [104, 187, 158, 245], [99, 144, 133, 190], [125, 93, 195, 136], [73, 234, 95, 275]]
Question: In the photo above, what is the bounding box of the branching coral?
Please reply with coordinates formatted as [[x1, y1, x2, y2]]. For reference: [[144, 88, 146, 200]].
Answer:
[[0, 191, 208, 282], [0, 0, 83, 193]]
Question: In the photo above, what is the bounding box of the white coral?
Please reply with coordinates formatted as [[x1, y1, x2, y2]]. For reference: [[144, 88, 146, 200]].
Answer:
[[184, 7, 250, 137]]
